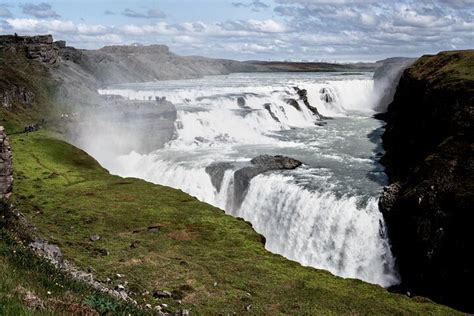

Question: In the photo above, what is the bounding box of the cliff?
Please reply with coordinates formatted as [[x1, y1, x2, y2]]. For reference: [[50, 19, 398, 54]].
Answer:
[[379, 50, 474, 312]]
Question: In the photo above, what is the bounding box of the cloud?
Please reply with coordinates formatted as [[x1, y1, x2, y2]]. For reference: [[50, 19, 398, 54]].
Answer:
[[232, 0, 270, 12], [104, 10, 115, 15], [436, 0, 474, 9], [0, 6, 12, 18], [4, 0, 473, 61], [122, 8, 166, 19], [21, 2, 60, 18]]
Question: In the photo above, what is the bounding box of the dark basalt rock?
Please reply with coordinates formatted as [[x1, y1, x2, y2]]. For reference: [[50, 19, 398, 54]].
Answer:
[[205, 162, 234, 192], [378, 182, 402, 213], [293, 87, 330, 120], [237, 96, 246, 108], [233, 155, 302, 208], [285, 98, 301, 111], [379, 50, 474, 313], [319, 88, 334, 103], [263, 103, 281, 122]]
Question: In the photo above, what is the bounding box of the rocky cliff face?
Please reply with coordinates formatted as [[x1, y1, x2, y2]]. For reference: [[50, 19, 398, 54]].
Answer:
[[379, 50, 473, 312], [0, 126, 12, 199], [0, 35, 59, 64], [74, 44, 246, 85]]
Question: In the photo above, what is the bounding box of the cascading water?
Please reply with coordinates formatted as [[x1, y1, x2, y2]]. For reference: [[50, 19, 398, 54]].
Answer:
[[93, 72, 399, 287]]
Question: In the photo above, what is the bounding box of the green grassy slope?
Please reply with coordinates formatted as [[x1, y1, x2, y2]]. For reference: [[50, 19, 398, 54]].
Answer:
[[4, 130, 459, 315]]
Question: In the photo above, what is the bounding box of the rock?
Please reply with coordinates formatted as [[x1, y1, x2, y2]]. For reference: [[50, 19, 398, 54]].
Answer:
[[0, 35, 59, 64], [89, 234, 100, 242], [263, 103, 280, 122], [380, 51, 474, 313], [244, 304, 252, 311], [233, 155, 302, 208], [285, 98, 301, 111], [116, 284, 125, 291], [194, 136, 209, 143], [153, 290, 172, 299], [147, 224, 164, 232], [54, 40, 66, 48], [205, 162, 234, 192], [145, 304, 152, 309], [1, 86, 35, 109], [378, 182, 402, 213], [319, 87, 334, 103], [237, 96, 246, 108], [29, 240, 64, 267], [293, 87, 330, 120], [176, 309, 189, 316]]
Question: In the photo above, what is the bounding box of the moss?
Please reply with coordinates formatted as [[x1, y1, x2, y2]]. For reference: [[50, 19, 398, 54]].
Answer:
[[3, 130, 460, 315]]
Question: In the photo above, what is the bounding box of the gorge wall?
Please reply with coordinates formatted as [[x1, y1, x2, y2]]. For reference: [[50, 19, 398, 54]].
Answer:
[[379, 50, 473, 312]]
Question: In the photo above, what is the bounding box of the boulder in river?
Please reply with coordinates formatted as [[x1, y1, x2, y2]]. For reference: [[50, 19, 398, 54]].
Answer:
[[233, 155, 302, 208], [205, 162, 234, 192]]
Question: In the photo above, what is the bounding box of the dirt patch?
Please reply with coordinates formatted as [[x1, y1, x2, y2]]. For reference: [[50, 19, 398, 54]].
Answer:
[[14, 286, 45, 311], [167, 229, 198, 241]]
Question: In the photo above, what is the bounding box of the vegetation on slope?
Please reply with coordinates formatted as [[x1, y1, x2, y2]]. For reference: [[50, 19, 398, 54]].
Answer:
[[0, 130, 457, 315]]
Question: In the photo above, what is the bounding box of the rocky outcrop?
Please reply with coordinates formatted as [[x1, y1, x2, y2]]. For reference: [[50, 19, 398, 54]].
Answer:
[[0, 126, 13, 199], [263, 103, 281, 122], [379, 50, 474, 312], [294, 87, 330, 120], [285, 98, 301, 111], [205, 162, 234, 192], [0, 35, 59, 64], [205, 155, 302, 208], [233, 155, 302, 208], [1, 86, 35, 109]]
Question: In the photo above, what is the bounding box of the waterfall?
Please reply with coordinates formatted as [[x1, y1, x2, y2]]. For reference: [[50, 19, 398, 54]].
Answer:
[[91, 72, 399, 287]]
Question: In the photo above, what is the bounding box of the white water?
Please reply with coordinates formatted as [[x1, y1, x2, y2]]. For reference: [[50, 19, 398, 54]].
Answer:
[[95, 72, 399, 287]]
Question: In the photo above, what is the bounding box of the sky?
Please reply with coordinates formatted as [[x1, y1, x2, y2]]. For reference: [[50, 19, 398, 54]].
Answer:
[[0, 0, 472, 62]]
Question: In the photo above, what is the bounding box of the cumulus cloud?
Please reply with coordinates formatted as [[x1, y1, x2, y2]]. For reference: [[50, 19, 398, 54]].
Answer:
[[271, 0, 473, 59], [21, 2, 60, 18], [122, 8, 166, 19], [4, 0, 473, 61], [232, 0, 270, 12]]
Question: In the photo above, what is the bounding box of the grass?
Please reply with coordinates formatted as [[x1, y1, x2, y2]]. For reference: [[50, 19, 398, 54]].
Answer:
[[2, 130, 460, 315], [0, 208, 143, 315], [408, 50, 474, 90]]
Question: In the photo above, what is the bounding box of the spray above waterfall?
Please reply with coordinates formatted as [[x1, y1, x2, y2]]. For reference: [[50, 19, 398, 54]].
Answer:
[[88, 72, 399, 287]]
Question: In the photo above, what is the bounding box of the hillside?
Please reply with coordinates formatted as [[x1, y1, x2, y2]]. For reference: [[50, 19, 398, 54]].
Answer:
[[0, 35, 463, 314], [379, 50, 474, 312]]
